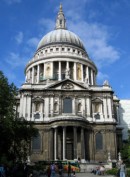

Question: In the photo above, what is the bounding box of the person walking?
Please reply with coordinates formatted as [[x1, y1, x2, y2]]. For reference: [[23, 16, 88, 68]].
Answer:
[[58, 162, 63, 177], [47, 165, 51, 177], [68, 162, 71, 177], [51, 163, 56, 177], [120, 161, 126, 177]]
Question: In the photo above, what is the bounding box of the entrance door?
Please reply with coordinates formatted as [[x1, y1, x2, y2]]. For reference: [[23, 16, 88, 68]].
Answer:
[[66, 143, 73, 160]]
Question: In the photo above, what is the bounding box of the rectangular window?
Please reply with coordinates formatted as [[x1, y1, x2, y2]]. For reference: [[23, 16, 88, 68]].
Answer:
[[32, 133, 41, 151], [96, 133, 103, 150], [63, 98, 72, 113]]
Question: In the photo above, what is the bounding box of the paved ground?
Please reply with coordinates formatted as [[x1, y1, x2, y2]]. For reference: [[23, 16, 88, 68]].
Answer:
[[58, 173, 114, 177], [69, 173, 114, 177], [33, 171, 115, 177]]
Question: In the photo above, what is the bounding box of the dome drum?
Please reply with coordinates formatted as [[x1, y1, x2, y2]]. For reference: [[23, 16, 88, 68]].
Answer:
[[25, 57, 97, 86]]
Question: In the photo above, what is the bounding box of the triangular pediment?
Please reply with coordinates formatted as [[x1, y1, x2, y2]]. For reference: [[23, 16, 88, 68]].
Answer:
[[92, 97, 103, 103], [32, 96, 44, 102], [45, 79, 88, 90]]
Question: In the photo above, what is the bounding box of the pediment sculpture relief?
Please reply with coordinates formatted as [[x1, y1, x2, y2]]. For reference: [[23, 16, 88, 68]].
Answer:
[[62, 82, 74, 89]]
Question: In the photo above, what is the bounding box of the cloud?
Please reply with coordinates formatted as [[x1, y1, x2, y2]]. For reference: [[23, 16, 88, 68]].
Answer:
[[68, 20, 120, 68], [15, 31, 23, 44], [38, 18, 55, 33], [27, 37, 40, 48], [3, 0, 21, 5], [5, 52, 26, 68]]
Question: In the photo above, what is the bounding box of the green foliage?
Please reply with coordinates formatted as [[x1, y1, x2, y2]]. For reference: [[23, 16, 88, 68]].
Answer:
[[0, 70, 38, 163], [121, 130, 130, 162], [106, 168, 118, 175], [127, 169, 130, 177]]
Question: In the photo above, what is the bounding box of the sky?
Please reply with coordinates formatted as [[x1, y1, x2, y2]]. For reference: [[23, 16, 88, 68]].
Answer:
[[0, 0, 130, 99]]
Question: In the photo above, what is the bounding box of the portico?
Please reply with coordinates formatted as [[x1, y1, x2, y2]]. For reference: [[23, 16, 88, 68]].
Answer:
[[52, 126, 86, 161]]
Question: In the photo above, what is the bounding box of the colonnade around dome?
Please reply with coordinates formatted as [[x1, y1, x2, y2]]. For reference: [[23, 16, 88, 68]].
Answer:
[[25, 60, 96, 85]]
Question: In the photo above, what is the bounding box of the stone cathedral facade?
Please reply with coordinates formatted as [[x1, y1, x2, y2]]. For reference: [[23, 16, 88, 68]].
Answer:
[[17, 5, 122, 162]]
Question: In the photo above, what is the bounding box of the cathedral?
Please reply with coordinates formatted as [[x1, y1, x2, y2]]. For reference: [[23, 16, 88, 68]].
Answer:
[[17, 5, 122, 163]]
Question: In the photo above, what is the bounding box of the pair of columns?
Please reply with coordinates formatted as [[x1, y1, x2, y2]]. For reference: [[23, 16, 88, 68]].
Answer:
[[53, 126, 85, 160]]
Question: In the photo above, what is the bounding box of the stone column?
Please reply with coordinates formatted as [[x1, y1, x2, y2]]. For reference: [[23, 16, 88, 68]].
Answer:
[[103, 97, 107, 119], [23, 94, 27, 118], [54, 127, 58, 160], [83, 97, 86, 116], [91, 69, 93, 85], [73, 127, 77, 160], [73, 97, 76, 114], [37, 64, 40, 83], [51, 62, 54, 79], [116, 106, 120, 123], [59, 61, 61, 81], [32, 67, 34, 84], [63, 127, 66, 160], [32, 103, 35, 121], [20, 94, 24, 117], [27, 94, 31, 121], [81, 64, 84, 82], [86, 66, 89, 84], [50, 97, 54, 117], [107, 97, 112, 119], [42, 101, 44, 119], [93, 71, 96, 85], [74, 63, 77, 80], [66, 61, 69, 69], [87, 97, 90, 117], [81, 128, 85, 160], [44, 98, 49, 118], [28, 69, 31, 82]]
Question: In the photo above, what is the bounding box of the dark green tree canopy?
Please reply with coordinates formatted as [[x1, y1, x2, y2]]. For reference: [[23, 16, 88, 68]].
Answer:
[[0, 71, 38, 164]]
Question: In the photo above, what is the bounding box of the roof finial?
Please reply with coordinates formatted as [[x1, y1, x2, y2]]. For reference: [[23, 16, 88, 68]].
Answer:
[[60, 3, 63, 12], [55, 3, 66, 30]]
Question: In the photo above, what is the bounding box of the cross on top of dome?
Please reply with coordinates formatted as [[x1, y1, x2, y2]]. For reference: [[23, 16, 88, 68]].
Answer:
[[55, 4, 66, 30]]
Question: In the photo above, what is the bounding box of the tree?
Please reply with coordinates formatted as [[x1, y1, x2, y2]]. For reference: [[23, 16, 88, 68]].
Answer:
[[121, 130, 130, 162], [0, 71, 38, 163]]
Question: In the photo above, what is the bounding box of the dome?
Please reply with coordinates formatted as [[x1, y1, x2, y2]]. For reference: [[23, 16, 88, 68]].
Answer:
[[37, 29, 86, 51], [37, 4, 86, 51]]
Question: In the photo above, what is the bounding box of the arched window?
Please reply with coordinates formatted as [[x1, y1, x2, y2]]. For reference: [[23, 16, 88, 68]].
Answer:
[[96, 133, 103, 150], [63, 98, 72, 113], [32, 133, 41, 151]]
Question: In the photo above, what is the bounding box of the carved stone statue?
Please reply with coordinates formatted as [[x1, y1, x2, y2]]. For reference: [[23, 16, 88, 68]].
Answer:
[[118, 152, 121, 161], [108, 152, 111, 161], [103, 80, 109, 86], [65, 68, 70, 79]]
